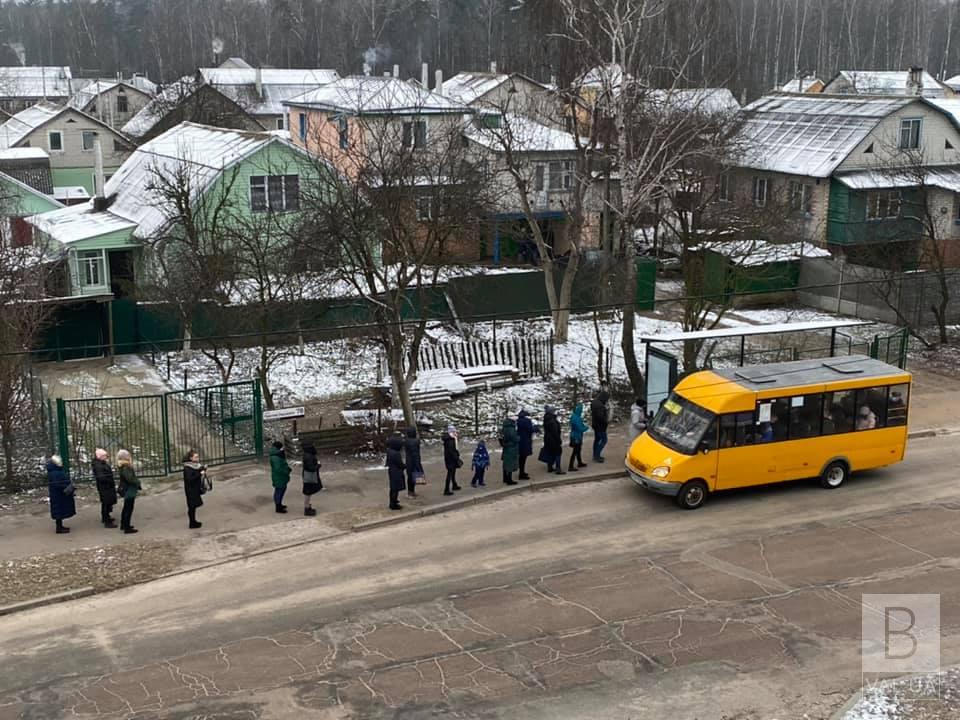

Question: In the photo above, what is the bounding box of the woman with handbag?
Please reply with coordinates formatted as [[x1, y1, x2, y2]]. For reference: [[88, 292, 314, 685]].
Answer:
[[183, 450, 208, 529], [301, 441, 321, 516], [117, 449, 141, 534], [46, 454, 75, 534]]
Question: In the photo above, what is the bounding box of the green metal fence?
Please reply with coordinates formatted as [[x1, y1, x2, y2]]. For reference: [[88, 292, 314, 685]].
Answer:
[[56, 380, 263, 480], [870, 329, 910, 369]]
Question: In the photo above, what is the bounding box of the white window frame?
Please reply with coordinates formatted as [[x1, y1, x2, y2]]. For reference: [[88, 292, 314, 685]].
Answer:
[[276, 117, 285, 131], [548, 160, 573, 191], [78, 250, 105, 288], [81, 130, 96, 152], [866, 190, 902, 220], [899, 117, 923, 150], [402, 119, 428, 150], [338, 116, 349, 149], [752, 176, 768, 207], [116, 92, 128, 114], [249, 174, 300, 213], [789, 181, 812, 215], [416, 195, 433, 221], [48, 130, 63, 152]]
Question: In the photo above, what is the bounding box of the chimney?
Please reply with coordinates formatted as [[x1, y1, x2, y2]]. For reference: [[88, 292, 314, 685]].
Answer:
[[421, 63, 429, 88], [490, 61, 497, 74], [255, 67, 263, 98], [908, 66, 924, 96], [383, 71, 391, 77], [93, 136, 107, 211], [393, 64, 400, 79], [435, 69, 443, 95]]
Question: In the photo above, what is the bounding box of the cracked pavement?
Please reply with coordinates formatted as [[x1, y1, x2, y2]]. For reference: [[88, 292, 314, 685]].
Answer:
[[3, 436, 960, 718]]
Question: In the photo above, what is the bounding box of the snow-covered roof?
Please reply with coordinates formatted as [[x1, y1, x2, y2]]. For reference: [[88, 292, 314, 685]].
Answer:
[[830, 70, 946, 97], [220, 57, 253, 69], [779, 76, 822, 93], [640, 319, 871, 343], [68, 80, 120, 110], [835, 165, 960, 192], [0, 66, 73, 98], [285, 76, 469, 115], [577, 64, 627, 90], [735, 94, 917, 177], [465, 113, 578, 152], [0, 102, 61, 148], [121, 78, 201, 138], [649, 88, 740, 115], [198, 68, 340, 117], [30, 123, 307, 245], [442, 72, 548, 106], [53, 186, 90, 202], [694, 239, 831, 265], [0, 147, 48, 160]]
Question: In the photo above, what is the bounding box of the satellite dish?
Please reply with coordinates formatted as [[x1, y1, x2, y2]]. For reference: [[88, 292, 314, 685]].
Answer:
[[212, 37, 225, 55]]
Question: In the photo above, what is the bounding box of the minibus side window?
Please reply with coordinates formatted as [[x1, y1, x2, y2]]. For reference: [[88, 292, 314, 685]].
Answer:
[[854, 387, 887, 430], [756, 400, 789, 442], [789, 394, 823, 439], [823, 390, 855, 434], [887, 384, 909, 426], [720, 412, 756, 447], [702, 418, 719, 450]]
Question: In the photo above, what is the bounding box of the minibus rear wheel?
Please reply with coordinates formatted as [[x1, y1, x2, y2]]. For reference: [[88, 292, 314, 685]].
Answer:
[[820, 461, 849, 489], [676, 480, 708, 510]]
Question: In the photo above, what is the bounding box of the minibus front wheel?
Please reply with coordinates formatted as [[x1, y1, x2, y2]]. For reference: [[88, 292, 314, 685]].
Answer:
[[820, 460, 849, 489], [676, 480, 709, 510]]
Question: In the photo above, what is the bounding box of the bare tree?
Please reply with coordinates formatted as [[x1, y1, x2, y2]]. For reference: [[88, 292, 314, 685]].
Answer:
[[299, 99, 493, 426], [0, 224, 55, 483]]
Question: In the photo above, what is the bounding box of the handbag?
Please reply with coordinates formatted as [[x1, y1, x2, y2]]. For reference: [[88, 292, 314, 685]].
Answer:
[[302, 469, 319, 485], [200, 469, 213, 494], [537, 446, 550, 462], [63, 481, 75, 496]]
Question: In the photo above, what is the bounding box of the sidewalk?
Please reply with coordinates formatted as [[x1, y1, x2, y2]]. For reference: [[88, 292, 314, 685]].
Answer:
[[0, 428, 633, 604]]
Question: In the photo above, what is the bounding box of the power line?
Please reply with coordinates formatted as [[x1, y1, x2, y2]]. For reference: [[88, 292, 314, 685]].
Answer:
[[7, 271, 938, 360]]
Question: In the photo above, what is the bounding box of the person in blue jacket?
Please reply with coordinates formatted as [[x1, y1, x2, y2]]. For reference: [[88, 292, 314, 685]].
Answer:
[[471, 440, 490, 487], [47, 454, 75, 534], [568, 403, 590, 472]]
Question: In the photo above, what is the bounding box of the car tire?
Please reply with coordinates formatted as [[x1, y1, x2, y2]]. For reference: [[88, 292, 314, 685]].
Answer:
[[675, 480, 708, 510], [820, 461, 848, 489]]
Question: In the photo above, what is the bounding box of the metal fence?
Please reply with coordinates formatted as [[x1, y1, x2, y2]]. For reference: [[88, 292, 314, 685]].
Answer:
[[56, 380, 263, 481], [416, 334, 554, 378]]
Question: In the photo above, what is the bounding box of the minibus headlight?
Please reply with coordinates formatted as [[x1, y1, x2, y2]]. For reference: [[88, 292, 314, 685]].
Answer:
[[651, 466, 670, 478]]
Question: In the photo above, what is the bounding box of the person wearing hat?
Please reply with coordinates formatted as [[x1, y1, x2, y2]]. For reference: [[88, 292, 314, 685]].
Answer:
[[270, 440, 292, 513], [541, 406, 565, 475], [386, 434, 406, 510], [500, 414, 520, 485], [442, 425, 462, 496], [46, 454, 75, 534], [516, 409, 538, 480], [92, 447, 117, 528]]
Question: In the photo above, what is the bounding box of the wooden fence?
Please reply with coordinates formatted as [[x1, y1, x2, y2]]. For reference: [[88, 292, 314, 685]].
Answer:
[[416, 334, 554, 378]]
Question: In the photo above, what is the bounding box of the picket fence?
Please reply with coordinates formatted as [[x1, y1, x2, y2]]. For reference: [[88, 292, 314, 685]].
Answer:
[[416, 334, 554, 378]]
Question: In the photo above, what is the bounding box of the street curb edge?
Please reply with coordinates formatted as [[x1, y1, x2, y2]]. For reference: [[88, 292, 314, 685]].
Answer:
[[0, 586, 95, 617]]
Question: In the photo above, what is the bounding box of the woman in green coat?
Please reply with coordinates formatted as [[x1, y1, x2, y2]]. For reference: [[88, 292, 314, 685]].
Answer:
[[270, 441, 292, 513], [500, 416, 520, 486], [117, 449, 141, 534]]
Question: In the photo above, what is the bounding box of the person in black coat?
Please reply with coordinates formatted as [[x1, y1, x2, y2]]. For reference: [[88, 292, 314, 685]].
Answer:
[[301, 442, 321, 516], [182, 450, 206, 529], [517, 410, 538, 480], [386, 435, 406, 511], [442, 425, 462, 496], [591, 390, 611, 462], [92, 448, 117, 528], [542, 406, 565, 475], [403, 428, 423, 499], [47, 455, 75, 534]]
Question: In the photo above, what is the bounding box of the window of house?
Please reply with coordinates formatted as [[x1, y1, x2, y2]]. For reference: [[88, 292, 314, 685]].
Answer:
[[789, 181, 812, 214], [864, 142, 875, 154], [338, 116, 348, 149], [402, 120, 427, 149], [416, 195, 433, 221], [866, 190, 902, 220], [548, 160, 573, 191], [250, 175, 300, 213], [82, 131, 96, 151], [947, 139, 955, 150], [718, 172, 732, 202], [899, 118, 922, 149], [298, 112, 308, 141], [116, 92, 128, 114], [533, 164, 545, 192], [113, 138, 125, 152], [751, 176, 767, 207], [276, 117, 285, 131], [78, 250, 105, 287], [48, 131, 63, 152]]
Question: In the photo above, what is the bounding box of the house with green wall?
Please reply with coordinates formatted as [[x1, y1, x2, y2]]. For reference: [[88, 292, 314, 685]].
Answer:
[[27, 122, 324, 352], [723, 93, 960, 268]]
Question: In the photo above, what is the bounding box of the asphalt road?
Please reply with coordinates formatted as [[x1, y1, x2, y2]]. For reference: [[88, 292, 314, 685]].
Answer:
[[3, 435, 960, 719]]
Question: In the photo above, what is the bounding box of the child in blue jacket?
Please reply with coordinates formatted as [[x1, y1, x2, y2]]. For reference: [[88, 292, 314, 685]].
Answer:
[[471, 440, 490, 487]]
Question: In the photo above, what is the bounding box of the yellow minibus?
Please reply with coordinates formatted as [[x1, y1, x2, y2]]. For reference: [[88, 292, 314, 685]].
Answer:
[[626, 355, 911, 509]]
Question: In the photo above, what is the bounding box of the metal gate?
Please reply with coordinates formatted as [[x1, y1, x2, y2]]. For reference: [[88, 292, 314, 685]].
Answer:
[[56, 380, 263, 480], [870, 329, 909, 369]]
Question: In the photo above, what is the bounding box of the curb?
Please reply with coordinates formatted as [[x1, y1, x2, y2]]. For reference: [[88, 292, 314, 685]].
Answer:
[[351, 469, 627, 532], [0, 586, 94, 617], [908, 429, 938, 439]]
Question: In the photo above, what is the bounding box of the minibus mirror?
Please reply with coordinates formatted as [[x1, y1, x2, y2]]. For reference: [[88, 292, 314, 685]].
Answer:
[[699, 441, 711, 454]]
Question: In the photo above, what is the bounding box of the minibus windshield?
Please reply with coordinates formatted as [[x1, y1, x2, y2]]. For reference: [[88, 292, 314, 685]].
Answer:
[[648, 393, 714, 455]]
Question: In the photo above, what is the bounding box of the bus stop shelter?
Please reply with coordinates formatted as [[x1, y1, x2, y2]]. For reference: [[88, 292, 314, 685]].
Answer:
[[639, 319, 875, 412]]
